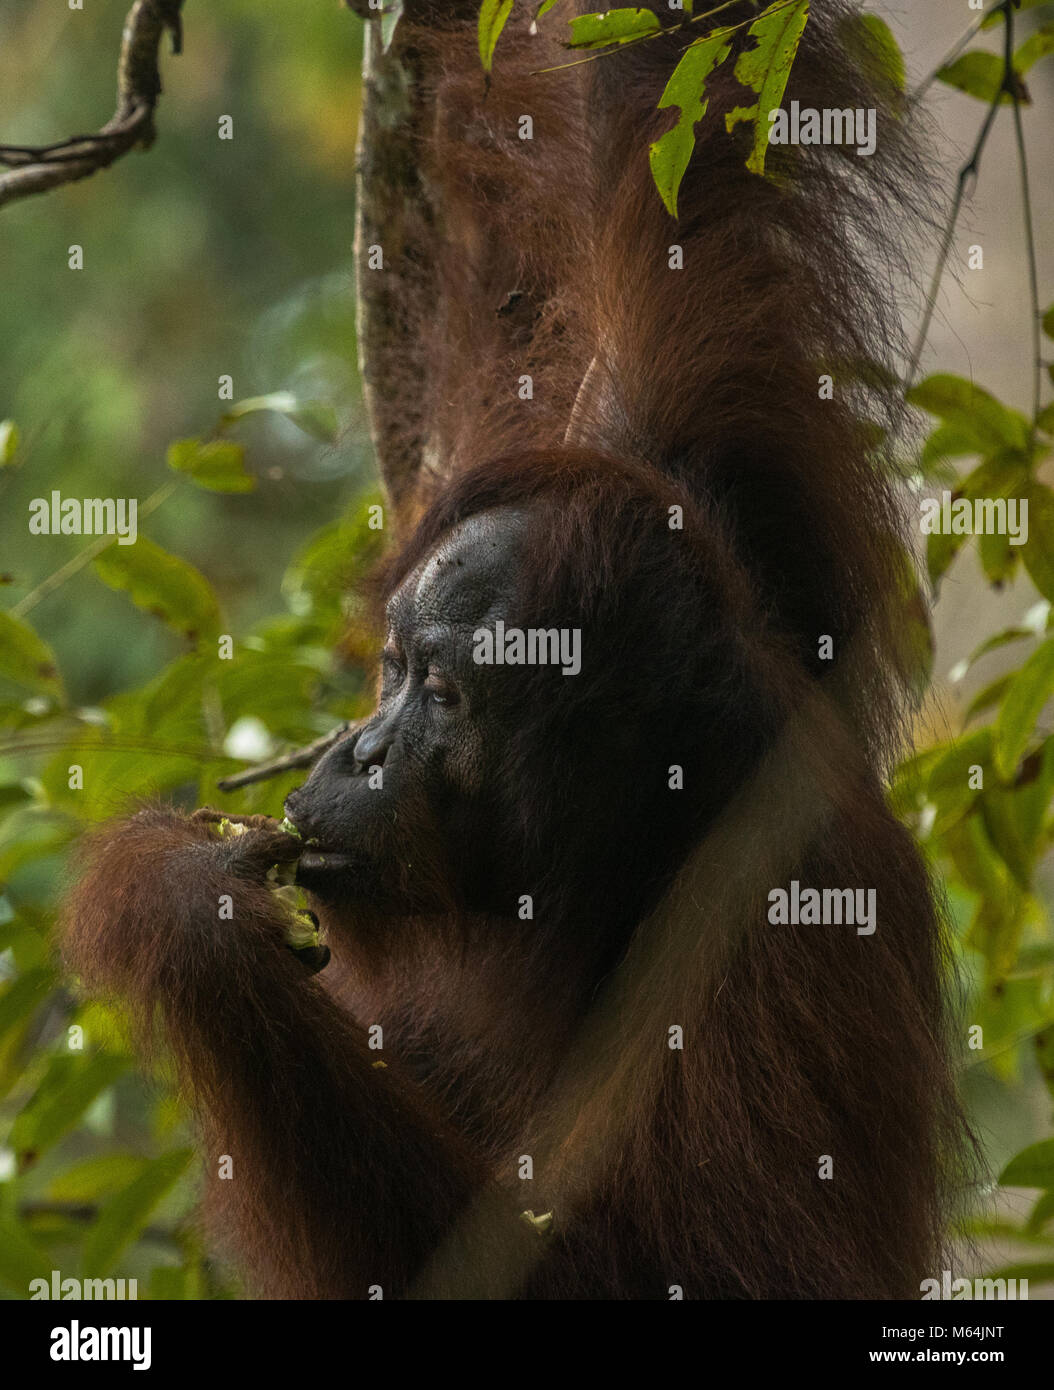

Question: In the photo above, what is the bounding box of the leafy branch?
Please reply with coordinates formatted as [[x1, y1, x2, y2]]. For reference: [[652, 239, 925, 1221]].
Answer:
[[528, 1, 761, 74], [481, 1, 812, 214]]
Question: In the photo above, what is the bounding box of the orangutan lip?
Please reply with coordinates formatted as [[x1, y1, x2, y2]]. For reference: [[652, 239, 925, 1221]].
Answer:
[[296, 850, 355, 878]]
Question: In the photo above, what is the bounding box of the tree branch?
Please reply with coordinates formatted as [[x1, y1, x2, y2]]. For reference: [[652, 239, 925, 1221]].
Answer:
[[215, 721, 362, 793], [0, 0, 186, 210], [351, 16, 436, 512]]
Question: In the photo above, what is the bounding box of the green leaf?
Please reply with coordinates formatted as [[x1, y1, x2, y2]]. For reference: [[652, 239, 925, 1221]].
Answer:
[[936, 51, 1013, 104], [220, 392, 339, 444], [994, 637, 1054, 779], [1015, 20, 1054, 74], [1000, 1137, 1054, 1187], [926, 519, 967, 586], [48, 1153, 148, 1203], [967, 625, 1035, 667], [961, 449, 1031, 501], [0, 808, 75, 884], [908, 374, 1031, 456], [926, 728, 989, 836], [925, 449, 1031, 587], [919, 423, 982, 475], [283, 494, 386, 612], [889, 745, 943, 820], [1043, 303, 1054, 340], [978, 524, 1018, 587], [1038, 402, 1054, 435], [928, 455, 1028, 586], [82, 1148, 194, 1276], [1027, 1189, 1054, 1235], [981, 739, 1054, 887], [1021, 481, 1054, 601], [891, 552, 933, 699], [949, 816, 1023, 979], [725, 0, 811, 177], [478, 0, 514, 72], [982, 0, 1051, 28], [973, 451, 1030, 505], [536, 0, 561, 17], [167, 437, 254, 493], [649, 28, 734, 216], [0, 611, 62, 694], [851, 14, 905, 93], [12, 1052, 128, 1158], [0, 419, 19, 467], [568, 8, 661, 48], [93, 537, 222, 642]]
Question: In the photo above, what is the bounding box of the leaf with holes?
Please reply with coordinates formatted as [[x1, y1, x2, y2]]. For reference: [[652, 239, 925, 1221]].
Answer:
[[725, 0, 811, 176], [649, 28, 735, 216], [568, 8, 661, 48]]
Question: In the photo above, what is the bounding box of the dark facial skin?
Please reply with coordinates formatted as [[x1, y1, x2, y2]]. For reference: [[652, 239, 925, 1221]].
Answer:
[[284, 509, 530, 913]]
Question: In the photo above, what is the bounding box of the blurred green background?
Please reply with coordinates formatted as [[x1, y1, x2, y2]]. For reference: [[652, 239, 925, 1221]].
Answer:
[[0, 0, 379, 1299], [1, 0, 1054, 1300], [2, 0, 369, 703]]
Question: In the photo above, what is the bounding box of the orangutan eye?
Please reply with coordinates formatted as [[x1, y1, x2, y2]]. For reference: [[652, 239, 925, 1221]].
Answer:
[[424, 671, 460, 707]]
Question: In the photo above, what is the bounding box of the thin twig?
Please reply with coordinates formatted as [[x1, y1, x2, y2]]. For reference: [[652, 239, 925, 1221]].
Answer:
[[903, 98, 1001, 394], [11, 481, 176, 619], [903, 2, 1025, 394], [1010, 79, 1042, 447], [215, 721, 360, 792], [0, 0, 185, 210], [911, 0, 1009, 102], [0, 726, 359, 784], [531, 0, 763, 76]]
